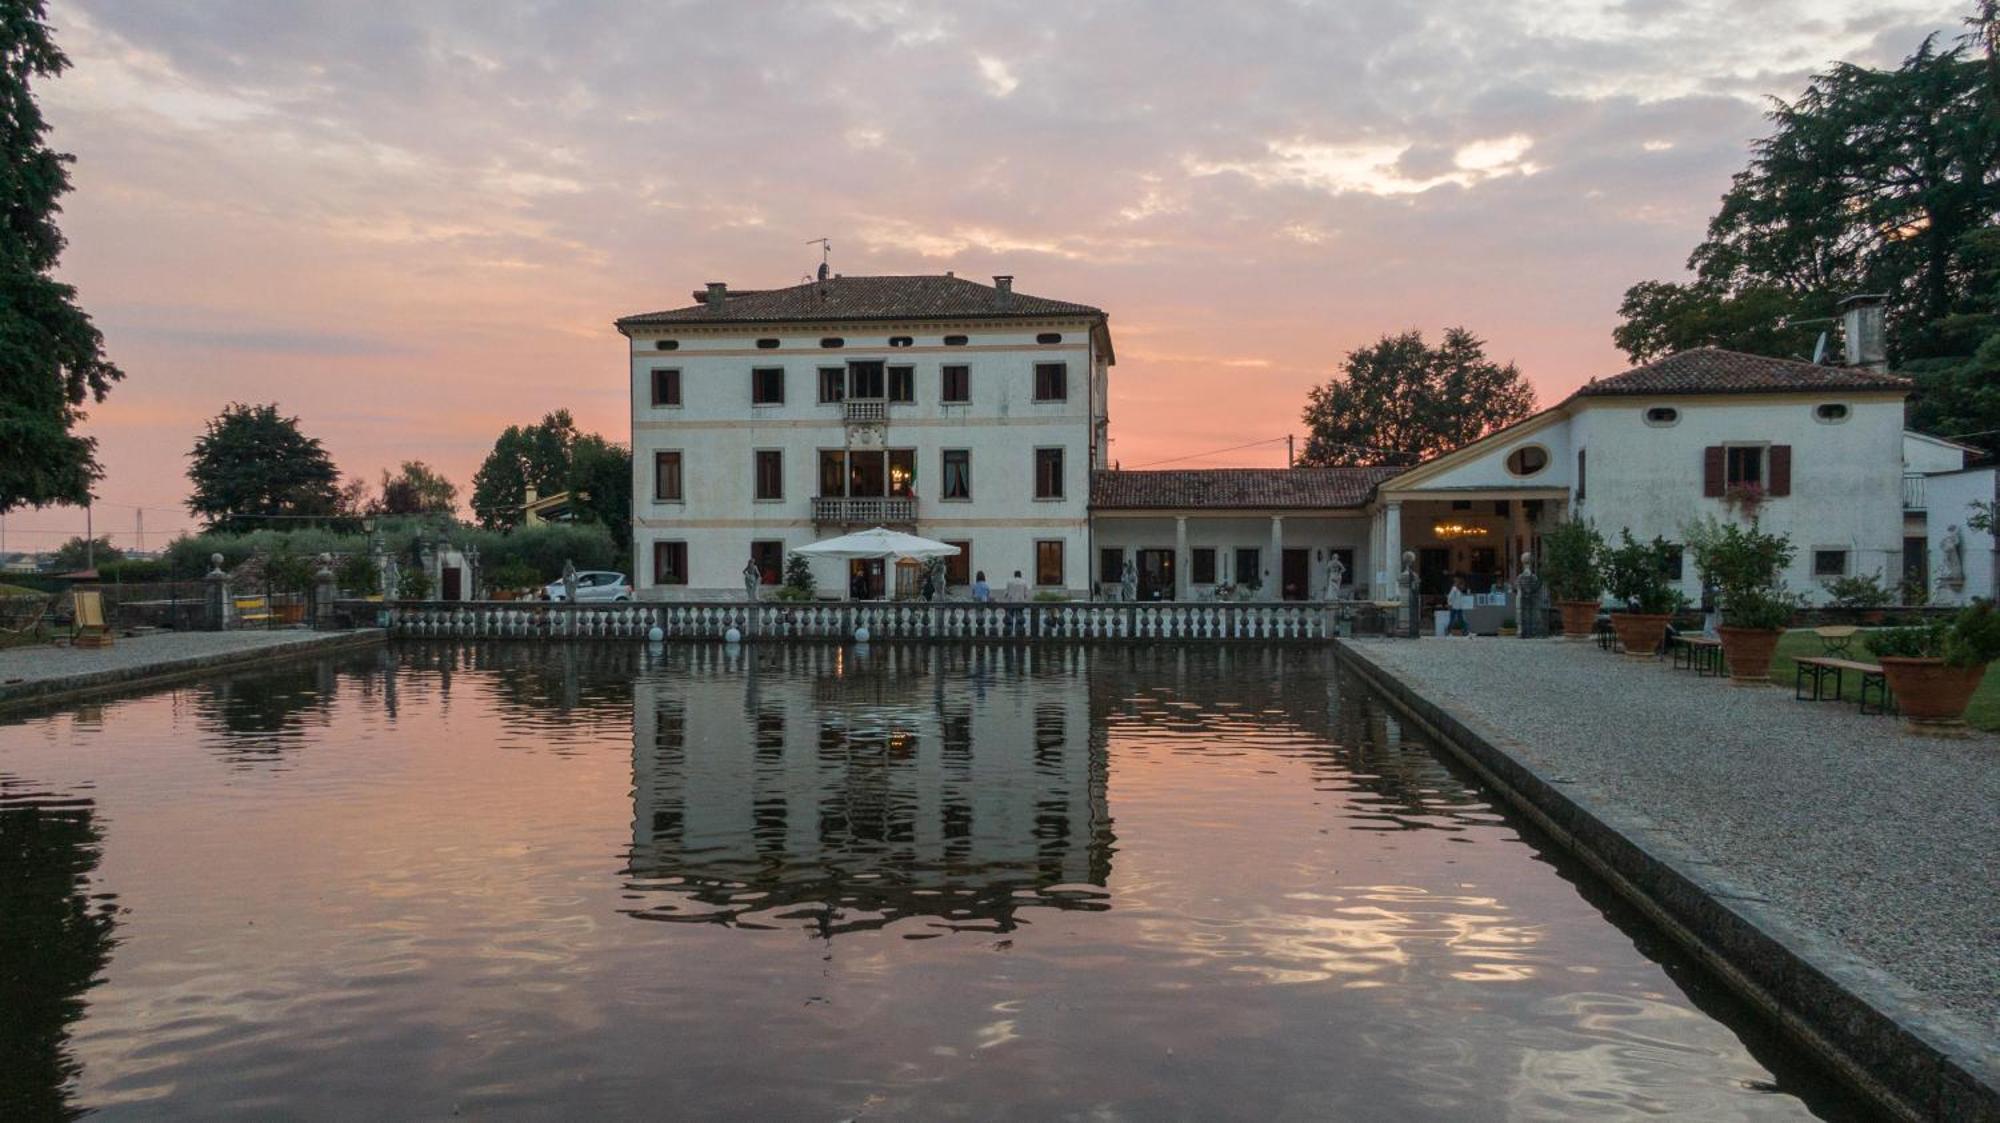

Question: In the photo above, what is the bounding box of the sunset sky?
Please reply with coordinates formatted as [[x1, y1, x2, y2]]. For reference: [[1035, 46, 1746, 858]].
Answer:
[[10, 0, 1965, 550]]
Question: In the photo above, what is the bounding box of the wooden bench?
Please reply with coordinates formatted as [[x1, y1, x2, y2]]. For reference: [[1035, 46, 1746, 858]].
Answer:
[[233, 594, 273, 628], [1813, 625, 1859, 655], [1794, 656, 1894, 715], [1670, 634, 1726, 676]]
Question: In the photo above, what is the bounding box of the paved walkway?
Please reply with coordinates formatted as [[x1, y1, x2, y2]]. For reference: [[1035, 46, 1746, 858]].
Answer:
[[1346, 637, 2000, 1044], [0, 630, 383, 710]]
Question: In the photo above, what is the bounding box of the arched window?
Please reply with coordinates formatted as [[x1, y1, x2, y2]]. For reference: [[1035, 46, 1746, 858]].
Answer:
[[1644, 406, 1679, 427], [820, 337, 844, 349], [888, 336, 914, 348], [943, 335, 969, 346], [1815, 403, 1850, 423]]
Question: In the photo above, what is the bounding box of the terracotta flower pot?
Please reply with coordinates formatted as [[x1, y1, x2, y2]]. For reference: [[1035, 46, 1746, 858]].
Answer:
[[1607, 612, 1670, 659], [1717, 626, 1782, 684], [1556, 600, 1599, 640], [1877, 658, 1987, 729]]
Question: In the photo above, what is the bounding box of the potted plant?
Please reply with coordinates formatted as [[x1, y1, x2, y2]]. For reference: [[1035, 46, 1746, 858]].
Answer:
[[1824, 572, 1891, 624], [1866, 601, 2000, 730], [1687, 519, 1797, 684], [1499, 616, 1518, 637], [1599, 530, 1685, 658], [1541, 518, 1605, 639]]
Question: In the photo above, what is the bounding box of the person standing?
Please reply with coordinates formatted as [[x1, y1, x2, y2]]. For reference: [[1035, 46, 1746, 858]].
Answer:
[[1446, 575, 1471, 637], [972, 571, 992, 602]]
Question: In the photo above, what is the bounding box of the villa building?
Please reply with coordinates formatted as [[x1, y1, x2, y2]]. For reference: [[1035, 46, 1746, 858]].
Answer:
[[618, 274, 1112, 599]]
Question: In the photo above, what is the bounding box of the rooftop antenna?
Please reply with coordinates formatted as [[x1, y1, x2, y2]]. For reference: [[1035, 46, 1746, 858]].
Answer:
[[807, 237, 831, 282]]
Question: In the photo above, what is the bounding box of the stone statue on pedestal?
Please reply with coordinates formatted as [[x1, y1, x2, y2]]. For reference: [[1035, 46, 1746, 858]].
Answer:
[[1120, 558, 1137, 603], [743, 557, 762, 603], [1940, 524, 1965, 588], [1400, 550, 1420, 638], [561, 558, 578, 603], [1324, 554, 1346, 601], [1513, 550, 1546, 638]]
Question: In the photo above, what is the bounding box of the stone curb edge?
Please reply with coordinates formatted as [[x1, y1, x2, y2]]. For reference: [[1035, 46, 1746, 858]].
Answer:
[[0, 631, 388, 715], [1332, 639, 1999, 1123]]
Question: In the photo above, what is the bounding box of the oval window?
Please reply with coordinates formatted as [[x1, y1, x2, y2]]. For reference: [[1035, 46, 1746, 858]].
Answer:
[[1644, 406, 1679, 427], [655, 339, 680, 351], [820, 337, 844, 349], [888, 336, 914, 348], [943, 334, 969, 346], [1815, 403, 1850, 423], [1036, 332, 1062, 344], [755, 338, 780, 350], [1505, 445, 1549, 477]]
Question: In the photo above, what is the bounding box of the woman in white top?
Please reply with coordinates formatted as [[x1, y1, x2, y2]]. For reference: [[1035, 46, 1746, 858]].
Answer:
[[1445, 576, 1471, 636]]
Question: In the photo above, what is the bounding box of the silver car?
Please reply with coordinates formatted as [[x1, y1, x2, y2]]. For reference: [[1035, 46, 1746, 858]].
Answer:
[[543, 570, 632, 602]]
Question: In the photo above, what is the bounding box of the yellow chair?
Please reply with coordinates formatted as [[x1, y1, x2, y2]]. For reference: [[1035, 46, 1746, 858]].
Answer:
[[72, 589, 114, 648]]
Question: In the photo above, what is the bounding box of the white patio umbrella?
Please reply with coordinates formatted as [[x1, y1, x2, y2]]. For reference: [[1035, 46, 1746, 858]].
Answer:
[[792, 527, 961, 561]]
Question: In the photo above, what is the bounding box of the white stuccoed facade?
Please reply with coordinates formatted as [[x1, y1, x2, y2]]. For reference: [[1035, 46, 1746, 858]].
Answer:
[[620, 275, 1109, 600]]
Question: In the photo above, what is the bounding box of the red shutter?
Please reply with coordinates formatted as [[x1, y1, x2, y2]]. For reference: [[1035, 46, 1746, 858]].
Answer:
[[1768, 445, 1792, 497], [1702, 446, 1725, 497]]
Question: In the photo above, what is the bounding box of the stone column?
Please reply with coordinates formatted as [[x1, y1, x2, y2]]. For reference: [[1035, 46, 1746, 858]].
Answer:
[[1174, 516, 1189, 602], [1382, 503, 1403, 600], [204, 553, 230, 631], [1269, 516, 1284, 601]]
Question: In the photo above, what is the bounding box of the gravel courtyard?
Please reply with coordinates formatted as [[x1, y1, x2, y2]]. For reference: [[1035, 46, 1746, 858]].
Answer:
[[1345, 636, 2000, 1042]]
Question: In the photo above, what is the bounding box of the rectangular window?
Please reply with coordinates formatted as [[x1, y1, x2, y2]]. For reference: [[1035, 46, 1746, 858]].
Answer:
[[751, 367, 784, 405], [818, 450, 845, 496], [653, 541, 687, 585], [1813, 549, 1849, 578], [888, 365, 914, 403], [848, 361, 885, 400], [1192, 548, 1217, 584], [941, 449, 971, 500], [1034, 447, 1064, 500], [1663, 544, 1685, 582], [754, 450, 783, 501], [941, 364, 970, 403], [1726, 445, 1764, 488], [1035, 540, 1065, 586], [1576, 448, 1587, 504], [888, 448, 916, 498], [1099, 548, 1124, 585], [945, 541, 972, 587], [1234, 547, 1260, 587], [818, 367, 845, 403], [651, 368, 681, 407], [848, 450, 886, 497], [1034, 362, 1068, 401], [750, 540, 783, 585], [653, 451, 683, 502]]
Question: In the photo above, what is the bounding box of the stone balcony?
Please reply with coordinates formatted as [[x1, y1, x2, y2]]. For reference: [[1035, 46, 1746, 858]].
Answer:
[[812, 495, 915, 526]]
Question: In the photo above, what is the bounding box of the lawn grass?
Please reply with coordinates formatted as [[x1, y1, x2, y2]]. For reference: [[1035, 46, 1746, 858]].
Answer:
[[1767, 628, 2000, 732]]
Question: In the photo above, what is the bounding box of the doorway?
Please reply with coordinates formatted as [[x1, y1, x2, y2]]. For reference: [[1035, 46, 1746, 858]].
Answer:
[[1418, 548, 1450, 598], [1281, 549, 1309, 601], [847, 558, 885, 600], [442, 566, 462, 601], [1903, 535, 1928, 602], [1137, 549, 1175, 601]]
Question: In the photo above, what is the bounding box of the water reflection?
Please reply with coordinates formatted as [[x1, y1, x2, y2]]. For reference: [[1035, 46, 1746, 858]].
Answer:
[[626, 646, 1113, 936], [0, 779, 119, 1120]]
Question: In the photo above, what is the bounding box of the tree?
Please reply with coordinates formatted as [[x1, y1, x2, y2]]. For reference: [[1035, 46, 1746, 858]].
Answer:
[[566, 435, 632, 555], [0, 1, 123, 513], [1611, 282, 1817, 365], [1298, 328, 1537, 467], [470, 410, 578, 529], [49, 534, 119, 572], [377, 460, 458, 516], [185, 403, 342, 531]]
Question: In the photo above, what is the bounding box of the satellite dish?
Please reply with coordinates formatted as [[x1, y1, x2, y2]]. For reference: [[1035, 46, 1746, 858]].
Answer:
[[1811, 331, 1828, 365]]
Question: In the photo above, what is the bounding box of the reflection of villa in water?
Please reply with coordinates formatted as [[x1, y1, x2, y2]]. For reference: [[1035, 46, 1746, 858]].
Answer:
[[628, 647, 1111, 935]]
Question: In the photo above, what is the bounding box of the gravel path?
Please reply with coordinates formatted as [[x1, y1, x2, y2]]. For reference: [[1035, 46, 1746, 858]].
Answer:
[[1347, 637, 2000, 1042], [0, 630, 375, 706]]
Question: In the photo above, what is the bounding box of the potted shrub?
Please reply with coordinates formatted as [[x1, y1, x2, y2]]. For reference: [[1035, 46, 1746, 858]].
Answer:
[[1824, 572, 1891, 625], [1541, 518, 1605, 639], [1600, 530, 1684, 658], [1866, 601, 2000, 730], [1687, 519, 1797, 684]]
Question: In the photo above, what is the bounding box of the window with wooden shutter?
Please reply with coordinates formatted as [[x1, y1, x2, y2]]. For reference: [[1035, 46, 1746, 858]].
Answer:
[[1768, 445, 1792, 496], [1702, 446, 1725, 497]]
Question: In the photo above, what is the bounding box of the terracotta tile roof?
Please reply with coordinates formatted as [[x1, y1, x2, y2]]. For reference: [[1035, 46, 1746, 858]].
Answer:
[[617, 275, 1104, 328], [1572, 347, 1911, 398], [1090, 467, 1400, 510]]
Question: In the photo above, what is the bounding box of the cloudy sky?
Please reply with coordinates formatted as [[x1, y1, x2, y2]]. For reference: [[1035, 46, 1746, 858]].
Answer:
[[13, 0, 1966, 548]]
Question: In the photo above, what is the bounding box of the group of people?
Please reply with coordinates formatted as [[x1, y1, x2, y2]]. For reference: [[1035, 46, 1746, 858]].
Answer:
[[833, 562, 1031, 604]]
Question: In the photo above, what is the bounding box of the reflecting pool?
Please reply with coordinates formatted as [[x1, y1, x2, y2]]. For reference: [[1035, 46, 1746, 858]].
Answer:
[[0, 643, 1862, 1119]]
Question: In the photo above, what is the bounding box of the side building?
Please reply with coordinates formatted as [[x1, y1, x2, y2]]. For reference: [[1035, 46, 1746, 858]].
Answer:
[[617, 274, 1112, 599]]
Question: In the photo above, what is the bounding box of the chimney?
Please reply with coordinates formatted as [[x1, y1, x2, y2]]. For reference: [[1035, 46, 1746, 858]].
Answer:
[[1839, 294, 1888, 373], [992, 274, 1013, 294], [705, 281, 727, 308]]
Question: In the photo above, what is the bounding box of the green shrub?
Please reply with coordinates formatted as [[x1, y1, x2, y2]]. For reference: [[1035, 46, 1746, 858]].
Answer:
[[773, 584, 814, 602], [1033, 589, 1068, 602], [1685, 518, 1796, 627], [780, 553, 817, 600], [1867, 601, 2000, 666], [337, 552, 380, 595], [1823, 572, 1892, 610], [96, 558, 170, 583], [398, 568, 433, 601], [1724, 585, 1801, 631], [488, 559, 540, 593], [1541, 519, 1604, 602], [1600, 529, 1686, 615]]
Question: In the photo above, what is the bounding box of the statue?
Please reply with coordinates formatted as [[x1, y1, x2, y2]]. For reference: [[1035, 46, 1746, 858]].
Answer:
[[382, 555, 401, 601], [743, 556, 762, 603], [561, 558, 578, 603], [1399, 550, 1420, 639], [1120, 558, 1137, 603], [1940, 524, 1965, 587], [1513, 550, 1546, 638], [1324, 554, 1346, 601]]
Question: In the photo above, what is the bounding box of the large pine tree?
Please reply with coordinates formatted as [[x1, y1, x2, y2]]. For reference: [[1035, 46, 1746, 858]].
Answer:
[[0, 0, 122, 512]]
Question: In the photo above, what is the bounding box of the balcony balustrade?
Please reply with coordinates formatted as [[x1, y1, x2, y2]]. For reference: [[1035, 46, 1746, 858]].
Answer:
[[1902, 473, 1926, 511], [812, 495, 915, 525], [844, 400, 888, 424]]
